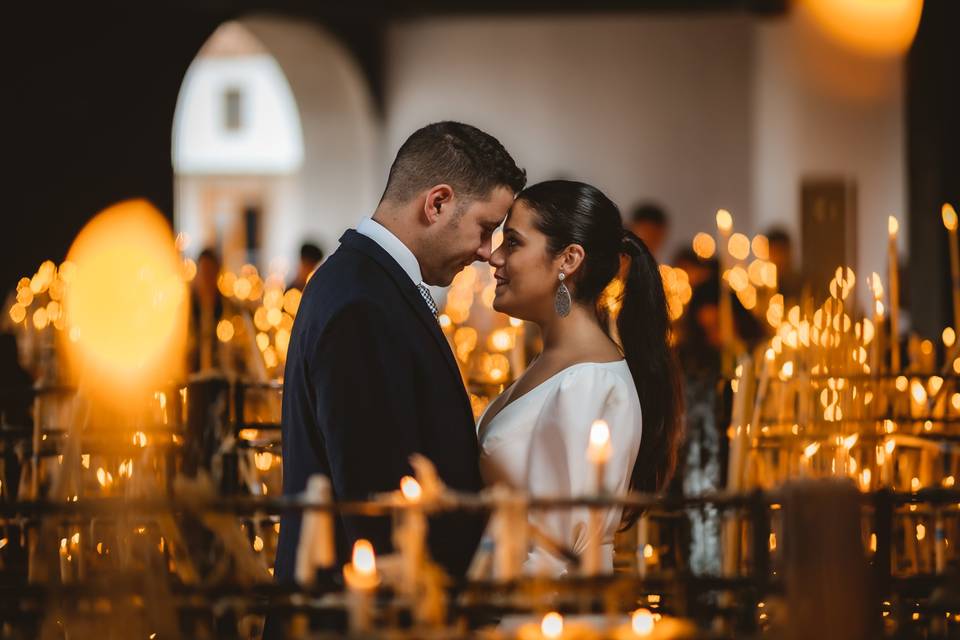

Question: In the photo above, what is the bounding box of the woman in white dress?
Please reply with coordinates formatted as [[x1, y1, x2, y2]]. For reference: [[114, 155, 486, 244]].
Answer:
[[478, 180, 684, 576]]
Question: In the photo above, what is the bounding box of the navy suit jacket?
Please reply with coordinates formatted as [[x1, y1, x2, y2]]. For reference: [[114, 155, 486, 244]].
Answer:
[[273, 229, 485, 585]]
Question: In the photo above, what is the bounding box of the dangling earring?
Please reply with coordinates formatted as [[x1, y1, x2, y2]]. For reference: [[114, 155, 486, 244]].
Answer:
[[555, 272, 572, 318]]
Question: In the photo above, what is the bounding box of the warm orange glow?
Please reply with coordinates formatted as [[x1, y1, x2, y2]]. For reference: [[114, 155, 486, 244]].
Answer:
[[944, 327, 957, 348], [944, 204, 959, 232], [400, 476, 422, 502], [63, 200, 186, 392], [715, 209, 733, 233], [631, 609, 655, 636], [541, 612, 563, 639], [728, 233, 750, 261], [801, 0, 923, 57], [692, 232, 716, 259], [888, 216, 899, 237], [587, 420, 612, 464], [352, 539, 376, 576]]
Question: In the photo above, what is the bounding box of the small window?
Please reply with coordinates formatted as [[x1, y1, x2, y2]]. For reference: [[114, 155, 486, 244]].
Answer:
[[223, 87, 243, 131]]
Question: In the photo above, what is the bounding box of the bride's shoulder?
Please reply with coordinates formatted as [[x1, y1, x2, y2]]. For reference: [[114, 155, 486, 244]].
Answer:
[[550, 360, 634, 395]]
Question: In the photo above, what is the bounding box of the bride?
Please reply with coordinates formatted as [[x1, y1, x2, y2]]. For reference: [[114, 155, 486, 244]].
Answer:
[[477, 180, 684, 575]]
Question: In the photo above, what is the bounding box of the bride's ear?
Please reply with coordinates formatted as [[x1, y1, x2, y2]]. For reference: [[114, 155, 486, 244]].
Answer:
[[557, 244, 586, 278]]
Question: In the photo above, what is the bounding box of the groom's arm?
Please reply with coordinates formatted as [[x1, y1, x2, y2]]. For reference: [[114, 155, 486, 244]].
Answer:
[[308, 300, 421, 557]]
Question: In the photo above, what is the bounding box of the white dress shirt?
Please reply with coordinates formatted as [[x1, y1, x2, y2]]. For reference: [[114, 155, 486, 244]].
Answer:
[[356, 217, 423, 285]]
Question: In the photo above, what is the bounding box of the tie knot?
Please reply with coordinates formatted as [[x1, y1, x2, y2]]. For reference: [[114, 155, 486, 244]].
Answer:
[[417, 283, 439, 318]]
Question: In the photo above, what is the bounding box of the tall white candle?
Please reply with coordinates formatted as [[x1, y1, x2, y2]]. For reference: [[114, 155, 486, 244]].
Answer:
[[716, 209, 735, 376], [395, 476, 426, 599], [943, 204, 960, 331], [294, 474, 335, 584], [888, 216, 901, 372], [583, 420, 612, 576]]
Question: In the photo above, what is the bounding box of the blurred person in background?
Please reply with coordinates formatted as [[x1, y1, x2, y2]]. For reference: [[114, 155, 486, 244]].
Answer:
[[187, 248, 226, 374], [767, 227, 801, 302], [672, 247, 718, 289], [287, 242, 325, 292], [628, 202, 669, 260]]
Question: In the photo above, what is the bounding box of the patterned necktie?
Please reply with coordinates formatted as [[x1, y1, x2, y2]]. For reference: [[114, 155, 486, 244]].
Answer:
[[417, 283, 439, 318]]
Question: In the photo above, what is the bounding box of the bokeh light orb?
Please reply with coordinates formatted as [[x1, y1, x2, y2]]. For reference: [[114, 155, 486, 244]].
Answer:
[[800, 0, 923, 57], [64, 199, 186, 389]]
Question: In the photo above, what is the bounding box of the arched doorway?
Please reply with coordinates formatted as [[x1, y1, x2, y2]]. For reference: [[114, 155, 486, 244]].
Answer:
[[172, 15, 380, 276]]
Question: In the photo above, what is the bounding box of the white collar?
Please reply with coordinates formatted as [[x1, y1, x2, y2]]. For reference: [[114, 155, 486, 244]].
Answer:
[[355, 217, 424, 285]]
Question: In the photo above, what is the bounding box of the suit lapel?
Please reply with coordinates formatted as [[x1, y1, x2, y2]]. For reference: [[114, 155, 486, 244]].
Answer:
[[338, 231, 474, 420]]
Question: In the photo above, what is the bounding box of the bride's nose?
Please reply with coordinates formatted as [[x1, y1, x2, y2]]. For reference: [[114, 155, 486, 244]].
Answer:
[[489, 245, 505, 268]]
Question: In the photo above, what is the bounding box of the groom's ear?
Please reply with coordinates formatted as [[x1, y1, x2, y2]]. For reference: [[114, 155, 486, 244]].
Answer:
[[422, 184, 454, 225]]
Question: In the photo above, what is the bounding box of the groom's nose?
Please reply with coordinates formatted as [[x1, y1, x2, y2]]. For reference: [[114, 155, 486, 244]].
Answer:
[[475, 240, 492, 263]]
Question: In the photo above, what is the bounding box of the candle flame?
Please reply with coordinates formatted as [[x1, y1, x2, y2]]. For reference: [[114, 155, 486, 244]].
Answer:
[[716, 209, 733, 233], [352, 539, 376, 576], [541, 612, 564, 639], [631, 608, 655, 635], [888, 216, 899, 237], [400, 476, 422, 502], [943, 203, 958, 232], [944, 327, 956, 348], [587, 420, 612, 464]]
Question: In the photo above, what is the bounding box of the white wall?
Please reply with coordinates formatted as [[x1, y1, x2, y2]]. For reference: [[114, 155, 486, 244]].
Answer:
[[751, 6, 906, 307], [385, 14, 755, 261], [173, 55, 304, 175]]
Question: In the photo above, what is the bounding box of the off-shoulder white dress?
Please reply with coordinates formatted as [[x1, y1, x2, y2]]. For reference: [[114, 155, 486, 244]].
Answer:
[[477, 360, 643, 576]]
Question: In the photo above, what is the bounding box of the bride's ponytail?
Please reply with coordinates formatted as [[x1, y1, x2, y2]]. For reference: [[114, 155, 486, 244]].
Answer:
[[617, 230, 684, 525], [515, 181, 683, 527]]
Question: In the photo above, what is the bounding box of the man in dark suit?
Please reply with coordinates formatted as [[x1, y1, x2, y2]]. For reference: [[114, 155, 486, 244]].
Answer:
[[272, 122, 525, 605]]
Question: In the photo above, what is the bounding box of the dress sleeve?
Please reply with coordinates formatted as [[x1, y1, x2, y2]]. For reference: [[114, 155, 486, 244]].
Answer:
[[523, 365, 642, 573]]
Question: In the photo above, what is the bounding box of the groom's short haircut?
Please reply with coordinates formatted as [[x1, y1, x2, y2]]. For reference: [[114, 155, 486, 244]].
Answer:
[[381, 121, 526, 205]]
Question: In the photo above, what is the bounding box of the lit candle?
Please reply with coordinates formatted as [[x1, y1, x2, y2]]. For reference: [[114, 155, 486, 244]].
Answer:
[[716, 209, 735, 375], [587, 419, 612, 492], [59, 537, 71, 583], [394, 475, 426, 599], [342, 539, 379, 633], [583, 420, 612, 576], [888, 216, 900, 372], [294, 474, 335, 585], [943, 203, 960, 331], [870, 273, 884, 374]]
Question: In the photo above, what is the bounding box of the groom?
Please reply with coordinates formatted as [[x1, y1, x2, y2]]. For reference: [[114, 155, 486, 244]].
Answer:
[[273, 122, 526, 586]]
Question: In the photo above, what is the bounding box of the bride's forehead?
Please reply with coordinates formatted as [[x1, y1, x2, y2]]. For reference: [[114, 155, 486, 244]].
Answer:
[[506, 200, 536, 228]]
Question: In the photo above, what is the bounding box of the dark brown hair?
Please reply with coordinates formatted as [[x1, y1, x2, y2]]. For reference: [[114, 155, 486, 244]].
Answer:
[[381, 121, 526, 204]]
